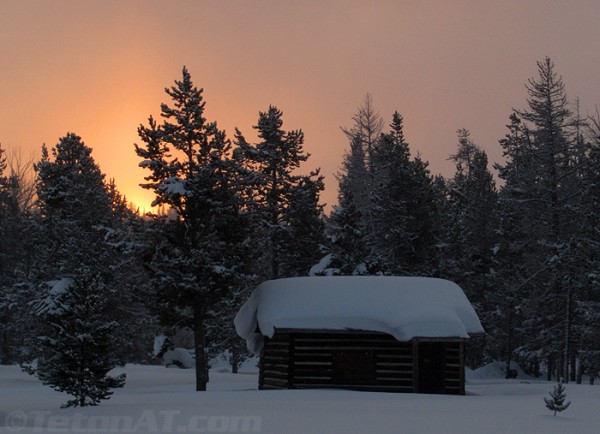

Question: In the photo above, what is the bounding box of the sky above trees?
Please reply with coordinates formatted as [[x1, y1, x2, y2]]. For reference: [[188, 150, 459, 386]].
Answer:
[[3, 0, 600, 210]]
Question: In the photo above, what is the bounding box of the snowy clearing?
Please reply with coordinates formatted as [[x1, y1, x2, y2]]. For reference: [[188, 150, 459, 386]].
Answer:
[[1, 363, 599, 434]]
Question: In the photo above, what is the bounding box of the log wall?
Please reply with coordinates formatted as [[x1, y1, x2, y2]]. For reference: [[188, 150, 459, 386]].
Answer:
[[258, 329, 466, 394]]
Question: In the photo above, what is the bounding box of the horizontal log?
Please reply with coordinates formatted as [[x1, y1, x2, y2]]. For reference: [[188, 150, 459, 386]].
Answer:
[[377, 353, 412, 358], [261, 384, 287, 390], [377, 362, 412, 368], [262, 370, 288, 378], [376, 370, 413, 376], [262, 366, 288, 373], [293, 355, 332, 363], [293, 361, 333, 367], [293, 384, 414, 392], [294, 346, 405, 351]]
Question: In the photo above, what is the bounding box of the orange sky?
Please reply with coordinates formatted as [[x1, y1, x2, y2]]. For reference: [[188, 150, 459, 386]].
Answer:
[[3, 0, 600, 211]]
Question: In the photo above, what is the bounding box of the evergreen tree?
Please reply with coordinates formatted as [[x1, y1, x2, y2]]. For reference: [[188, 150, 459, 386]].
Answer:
[[31, 272, 126, 407], [544, 381, 571, 416], [445, 129, 497, 300], [328, 105, 440, 276], [136, 67, 246, 391], [341, 93, 384, 175], [494, 58, 586, 379], [282, 174, 326, 276], [368, 112, 413, 273], [0, 146, 39, 364], [34, 134, 114, 278], [21, 133, 152, 390], [325, 190, 368, 275], [339, 94, 384, 252], [0, 145, 19, 363], [367, 112, 439, 275], [486, 113, 535, 371], [443, 129, 498, 367], [326, 134, 370, 275], [235, 105, 321, 280]]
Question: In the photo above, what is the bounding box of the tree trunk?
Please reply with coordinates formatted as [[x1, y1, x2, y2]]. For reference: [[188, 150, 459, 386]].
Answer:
[[576, 354, 583, 384], [231, 347, 240, 374], [563, 284, 572, 383], [504, 304, 513, 379], [193, 302, 208, 391]]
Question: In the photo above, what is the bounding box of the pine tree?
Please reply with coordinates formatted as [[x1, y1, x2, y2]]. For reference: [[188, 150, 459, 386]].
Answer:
[[235, 105, 319, 280], [22, 133, 151, 386], [341, 93, 384, 175], [326, 134, 370, 275], [367, 112, 439, 275], [446, 129, 497, 298], [494, 58, 582, 379], [368, 112, 413, 274], [328, 106, 440, 276], [544, 380, 571, 416], [485, 113, 536, 371], [31, 272, 126, 407], [325, 190, 368, 275], [0, 145, 38, 364], [136, 67, 246, 391], [282, 174, 326, 276], [338, 94, 384, 256]]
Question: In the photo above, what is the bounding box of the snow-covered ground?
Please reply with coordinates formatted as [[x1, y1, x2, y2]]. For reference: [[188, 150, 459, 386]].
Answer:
[[1, 362, 599, 434]]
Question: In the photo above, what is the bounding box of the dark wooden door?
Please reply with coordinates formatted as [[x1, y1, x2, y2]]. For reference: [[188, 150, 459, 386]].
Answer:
[[417, 343, 445, 394]]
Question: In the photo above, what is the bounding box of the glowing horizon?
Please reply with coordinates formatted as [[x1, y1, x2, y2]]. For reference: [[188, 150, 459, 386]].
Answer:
[[4, 1, 600, 213]]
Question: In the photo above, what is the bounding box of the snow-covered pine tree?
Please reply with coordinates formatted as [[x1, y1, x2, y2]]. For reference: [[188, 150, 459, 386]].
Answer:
[[34, 133, 113, 277], [281, 173, 326, 277], [442, 129, 498, 367], [0, 145, 17, 364], [367, 112, 440, 276], [326, 134, 370, 275], [341, 93, 384, 177], [570, 112, 600, 382], [544, 380, 571, 416], [367, 112, 413, 274], [446, 129, 497, 281], [504, 58, 579, 379], [338, 95, 384, 260], [486, 113, 536, 371], [135, 67, 246, 391], [235, 105, 319, 280], [32, 272, 126, 407], [0, 145, 38, 364], [24, 132, 149, 373]]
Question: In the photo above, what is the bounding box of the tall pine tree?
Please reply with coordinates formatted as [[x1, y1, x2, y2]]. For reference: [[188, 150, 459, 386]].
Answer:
[[25, 133, 129, 404], [136, 67, 246, 391], [495, 58, 584, 380], [235, 105, 323, 280]]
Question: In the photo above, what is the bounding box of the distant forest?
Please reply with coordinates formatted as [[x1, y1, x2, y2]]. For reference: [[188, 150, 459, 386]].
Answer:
[[1, 57, 600, 402]]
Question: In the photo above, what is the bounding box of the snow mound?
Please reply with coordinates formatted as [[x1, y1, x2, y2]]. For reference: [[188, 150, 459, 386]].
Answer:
[[163, 348, 195, 369], [467, 361, 532, 381], [235, 276, 484, 354]]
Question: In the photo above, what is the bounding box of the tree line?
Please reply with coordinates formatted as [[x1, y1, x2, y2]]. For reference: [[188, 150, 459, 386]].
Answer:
[[1, 57, 599, 406]]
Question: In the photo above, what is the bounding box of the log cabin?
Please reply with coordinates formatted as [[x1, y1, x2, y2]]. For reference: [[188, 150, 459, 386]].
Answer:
[[234, 276, 484, 395]]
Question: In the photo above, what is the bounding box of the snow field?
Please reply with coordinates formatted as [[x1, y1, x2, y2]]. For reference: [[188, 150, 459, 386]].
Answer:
[[1, 364, 599, 434]]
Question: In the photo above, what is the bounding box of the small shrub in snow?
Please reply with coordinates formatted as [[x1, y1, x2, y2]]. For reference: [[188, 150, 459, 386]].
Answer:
[[544, 380, 571, 416]]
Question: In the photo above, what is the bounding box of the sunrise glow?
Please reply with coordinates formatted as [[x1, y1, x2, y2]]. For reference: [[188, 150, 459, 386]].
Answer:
[[3, 1, 600, 211]]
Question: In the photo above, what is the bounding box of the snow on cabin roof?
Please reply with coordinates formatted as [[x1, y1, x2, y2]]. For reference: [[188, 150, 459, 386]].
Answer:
[[234, 276, 484, 354]]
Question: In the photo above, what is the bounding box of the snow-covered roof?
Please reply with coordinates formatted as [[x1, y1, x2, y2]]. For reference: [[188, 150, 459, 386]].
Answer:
[[234, 276, 484, 354]]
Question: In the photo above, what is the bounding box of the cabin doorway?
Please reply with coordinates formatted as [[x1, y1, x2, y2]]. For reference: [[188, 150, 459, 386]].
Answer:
[[417, 343, 445, 394]]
